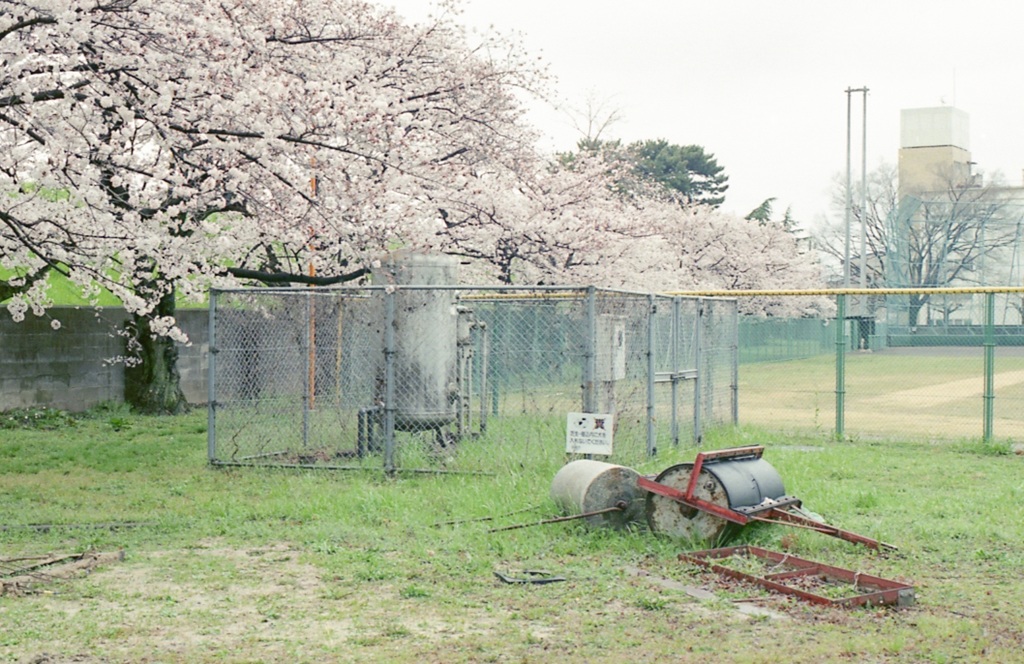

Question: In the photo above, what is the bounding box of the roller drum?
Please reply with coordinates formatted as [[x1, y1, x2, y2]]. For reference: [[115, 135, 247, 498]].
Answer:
[[645, 455, 787, 544], [550, 460, 645, 529], [645, 463, 732, 544]]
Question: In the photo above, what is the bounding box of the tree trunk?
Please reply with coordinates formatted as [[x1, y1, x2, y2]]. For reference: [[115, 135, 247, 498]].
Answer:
[[908, 297, 926, 329], [124, 290, 189, 415]]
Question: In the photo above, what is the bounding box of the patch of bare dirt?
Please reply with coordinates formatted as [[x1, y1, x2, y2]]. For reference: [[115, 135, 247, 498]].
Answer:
[[1, 551, 124, 597]]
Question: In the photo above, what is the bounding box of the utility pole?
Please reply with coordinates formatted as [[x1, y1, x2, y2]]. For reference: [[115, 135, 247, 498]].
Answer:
[[858, 88, 868, 296], [844, 86, 869, 292], [844, 90, 852, 289]]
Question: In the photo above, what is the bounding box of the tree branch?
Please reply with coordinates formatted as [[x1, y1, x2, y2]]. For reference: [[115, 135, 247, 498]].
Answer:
[[0, 14, 57, 43], [0, 80, 91, 109], [0, 265, 53, 302], [224, 266, 370, 286]]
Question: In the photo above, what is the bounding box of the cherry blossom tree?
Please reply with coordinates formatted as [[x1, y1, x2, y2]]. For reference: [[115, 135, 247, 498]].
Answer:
[[2, 0, 552, 411], [428, 150, 644, 284], [572, 200, 831, 316], [434, 155, 829, 316], [2, 0, 823, 413]]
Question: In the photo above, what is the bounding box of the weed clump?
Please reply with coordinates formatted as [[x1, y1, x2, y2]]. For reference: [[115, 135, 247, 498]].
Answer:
[[0, 406, 77, 430]]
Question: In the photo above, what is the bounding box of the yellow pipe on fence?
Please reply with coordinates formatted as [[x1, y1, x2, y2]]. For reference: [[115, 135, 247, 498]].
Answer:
[[463, 286, 1024, 301], [665, 286, 1024, 297]]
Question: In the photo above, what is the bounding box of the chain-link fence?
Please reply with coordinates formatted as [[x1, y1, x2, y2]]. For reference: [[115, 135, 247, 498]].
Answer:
[[738, 288, 1024, 442], [207, 287, 738, 472], [208, 283, 1021, 465]]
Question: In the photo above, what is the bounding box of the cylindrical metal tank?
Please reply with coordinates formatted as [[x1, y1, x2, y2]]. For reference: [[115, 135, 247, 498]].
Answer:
[[550, 459, 646, 529], [373, 253, 459, 431], [705, 457, 785, 509], [645, 462, 732, 543], [645, 457, 786, 543]]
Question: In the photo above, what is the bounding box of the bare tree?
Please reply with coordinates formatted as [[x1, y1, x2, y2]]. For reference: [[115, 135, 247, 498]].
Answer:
[[815, 162, 899, 290], [565, 91, 623, 149], [815, 163, 1019, 325]]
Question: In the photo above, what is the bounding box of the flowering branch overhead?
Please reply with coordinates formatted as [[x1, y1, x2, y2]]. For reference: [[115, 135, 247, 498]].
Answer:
[[2, 0, 823, 326]]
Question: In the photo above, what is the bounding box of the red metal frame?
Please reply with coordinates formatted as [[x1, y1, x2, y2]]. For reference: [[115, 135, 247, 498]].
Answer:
[[680, 545, 914, 608], [685, 446, 764, 496], [752, 508, 895, 551], [637, 475, 750, 525], [638, 446, 896, 551]]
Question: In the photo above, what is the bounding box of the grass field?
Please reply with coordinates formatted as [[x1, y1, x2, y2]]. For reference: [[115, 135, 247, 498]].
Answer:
[[740, 349, 1024, 441], [2, 404, 1024, 663]]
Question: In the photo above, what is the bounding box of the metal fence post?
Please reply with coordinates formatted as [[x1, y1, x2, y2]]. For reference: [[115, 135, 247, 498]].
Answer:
[[835, 293, 847, 439], [489, 307, 501, 417], [731, 300, 739, 426], [984, 291, 995, 442], [671, 296, 681, 447], [646, 294, 657, 457], [302, 293, 311, 448], [207, 289, 218, 463], [383, 289, 397, 473], [478, 320, 490, 434], [583, 286, 597, 413], [693, 298, 704, 445]]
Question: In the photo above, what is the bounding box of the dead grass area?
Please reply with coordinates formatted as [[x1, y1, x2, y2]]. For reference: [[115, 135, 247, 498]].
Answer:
[[739, 352, 1024, 440], [1, 552, 125, 598], [4, 540, 798, 663], [5, 409, 1024, 662], [6, 538, 1024, 663]]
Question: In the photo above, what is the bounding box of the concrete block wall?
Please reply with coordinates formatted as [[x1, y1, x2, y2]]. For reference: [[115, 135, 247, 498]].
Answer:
[[0, 307, 208, 412]]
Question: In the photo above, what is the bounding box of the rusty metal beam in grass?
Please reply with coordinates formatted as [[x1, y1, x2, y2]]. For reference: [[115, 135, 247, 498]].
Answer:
[[679, 545, 915, 608]]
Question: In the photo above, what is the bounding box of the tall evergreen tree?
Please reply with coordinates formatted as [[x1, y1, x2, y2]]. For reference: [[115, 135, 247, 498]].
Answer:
[[629, 140, 729, 207]]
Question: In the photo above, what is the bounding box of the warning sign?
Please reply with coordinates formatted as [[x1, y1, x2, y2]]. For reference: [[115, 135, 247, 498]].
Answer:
[[566, 412, 614, 455]]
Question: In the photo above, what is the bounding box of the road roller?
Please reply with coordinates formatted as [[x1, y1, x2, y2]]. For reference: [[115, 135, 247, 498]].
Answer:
[[641, 445, 791, 543], [550, 459, 646, 529], [639, 445, 892, 549], [552, 446, 892, 550]]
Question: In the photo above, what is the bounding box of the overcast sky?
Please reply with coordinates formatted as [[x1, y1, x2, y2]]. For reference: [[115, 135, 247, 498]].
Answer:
[[384, 0, 1024, 227]]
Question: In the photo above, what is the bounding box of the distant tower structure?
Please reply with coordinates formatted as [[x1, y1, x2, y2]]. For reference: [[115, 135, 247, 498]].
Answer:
[[898, 106, 973, 198]]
